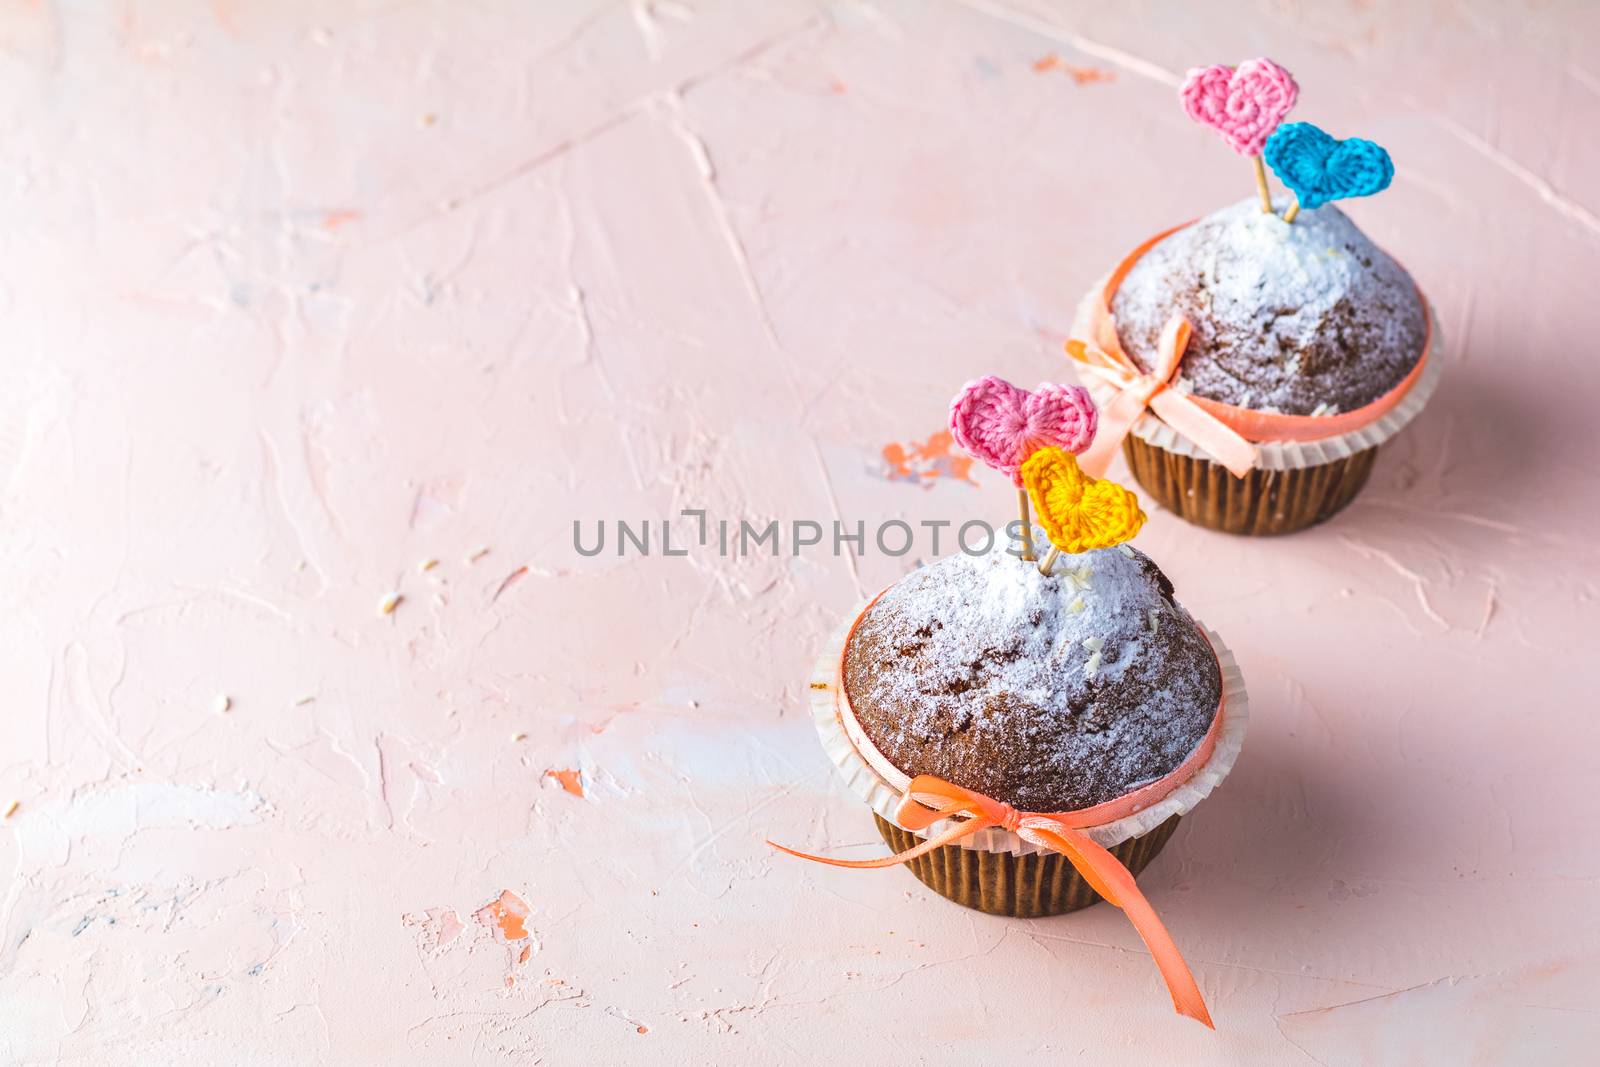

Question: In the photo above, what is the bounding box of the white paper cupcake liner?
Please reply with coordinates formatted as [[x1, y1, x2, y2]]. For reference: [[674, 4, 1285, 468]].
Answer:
[[1069, 288, 1444, 472], [809, 602, 1249, 855]]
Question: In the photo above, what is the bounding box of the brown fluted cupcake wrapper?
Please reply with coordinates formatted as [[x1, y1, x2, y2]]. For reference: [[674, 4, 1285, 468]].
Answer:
[[874, 812, 1183, 918], [1122, 436, 1379, 536]]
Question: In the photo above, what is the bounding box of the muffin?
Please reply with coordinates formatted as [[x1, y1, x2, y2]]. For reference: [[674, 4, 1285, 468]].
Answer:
[[1071, 196, 1438, 535], [811, 540, 1247, 918]]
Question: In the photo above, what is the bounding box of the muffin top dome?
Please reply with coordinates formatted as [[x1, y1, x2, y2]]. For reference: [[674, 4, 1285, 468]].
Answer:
[[1111, 198, 1427, 416], [842, 544, 1220, 811]]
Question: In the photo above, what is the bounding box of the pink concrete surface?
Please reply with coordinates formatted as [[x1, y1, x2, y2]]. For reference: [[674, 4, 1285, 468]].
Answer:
[[1, 2, 1597, 1063]]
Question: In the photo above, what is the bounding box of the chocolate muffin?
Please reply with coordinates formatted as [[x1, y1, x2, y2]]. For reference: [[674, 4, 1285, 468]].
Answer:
[[842, 544, 1220, 812], [1112, 197, 1426, 416]]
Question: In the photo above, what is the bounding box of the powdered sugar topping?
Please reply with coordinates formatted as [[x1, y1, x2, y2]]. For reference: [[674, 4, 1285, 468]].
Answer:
[[1112, 197, 1426, 415], [842, 543, 1221, 810]]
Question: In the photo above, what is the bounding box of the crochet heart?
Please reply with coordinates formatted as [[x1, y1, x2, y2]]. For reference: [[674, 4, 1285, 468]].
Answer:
[[949, 377, 1097, 486], [1264, 122, 1393, 210], [1180, 58, 1298, 156], [1020, 448, 1145, 555]]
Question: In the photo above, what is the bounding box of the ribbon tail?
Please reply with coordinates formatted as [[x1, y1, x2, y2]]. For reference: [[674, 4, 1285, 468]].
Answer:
[[1152, 314, 1192, 383], [1077, 387, 1148, 479], [1148, 392, 1257, 479], [767, 816, 993, 870], [1027, 823, 1214, 1028]]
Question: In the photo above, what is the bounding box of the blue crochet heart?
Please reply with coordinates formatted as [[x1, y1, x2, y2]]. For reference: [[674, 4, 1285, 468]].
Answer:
[[1264, 122, 1393, 210]]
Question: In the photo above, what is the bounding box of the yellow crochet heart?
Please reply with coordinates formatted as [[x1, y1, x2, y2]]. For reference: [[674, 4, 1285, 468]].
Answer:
[[1020, 447, 1146, 554]]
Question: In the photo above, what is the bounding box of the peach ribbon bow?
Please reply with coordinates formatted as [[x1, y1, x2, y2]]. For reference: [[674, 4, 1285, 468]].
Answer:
[[770, 707, 1224, 1029], [1069, 313, 1259, 480]]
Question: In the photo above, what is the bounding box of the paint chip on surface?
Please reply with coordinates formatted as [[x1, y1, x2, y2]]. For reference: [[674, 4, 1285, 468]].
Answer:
[[321, 209, 361, 229], [4, 800, 18, 818], [467, 546, 490, 563], [405, 897, 539, 989], [402, 907, 465, 953], [1032, 54, 1114, 84], [1063, 64, 1114, 86], [215, 694, 232, 714], [493, 565, 529, 601], [881, 430, 977, 488], [473, 890, 531, 942], [419, 558, 439, 572], [379, 591, 403, 615], [545, 768, 584, 797]]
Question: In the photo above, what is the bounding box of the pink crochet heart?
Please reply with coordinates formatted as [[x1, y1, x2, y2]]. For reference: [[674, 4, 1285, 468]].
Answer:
[[1180, 58, 1298, 157], [948, 377, 1097, 486]]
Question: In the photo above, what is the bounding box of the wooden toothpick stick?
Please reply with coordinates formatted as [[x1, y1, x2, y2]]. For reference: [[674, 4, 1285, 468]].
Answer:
[[1282, 196, 1302, 224], [1252, 155, 1273, 213], [1037, 545, 1061, 577], [1016, 489, 1035, 561]]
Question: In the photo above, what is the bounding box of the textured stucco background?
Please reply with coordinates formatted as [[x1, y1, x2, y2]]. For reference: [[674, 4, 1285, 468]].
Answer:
[[2, 1, 1597, 1063]]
